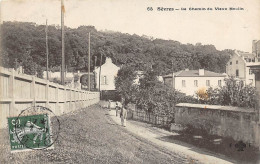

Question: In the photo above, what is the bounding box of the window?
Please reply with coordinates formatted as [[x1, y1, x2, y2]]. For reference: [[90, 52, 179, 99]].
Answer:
[[230, 62, 232, 65], [194, 80, 198, 87], [182, 80, 186, 87], [236, 60, 238, 64], [249, 69, 253, 75], [249, 79, 253, 85], [236, 69, 239, 77], [206, 80, 210, 86], [101, 76, 107, 85], [218, 80, 222, 87]]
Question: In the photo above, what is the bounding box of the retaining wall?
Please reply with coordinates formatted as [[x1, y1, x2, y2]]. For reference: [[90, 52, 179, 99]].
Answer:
[[175, 103, 260, 148]]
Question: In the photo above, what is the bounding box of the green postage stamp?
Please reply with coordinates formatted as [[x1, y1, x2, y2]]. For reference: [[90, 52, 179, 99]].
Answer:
[[7, 106, 60, 152], [8, 114, 52, 151]]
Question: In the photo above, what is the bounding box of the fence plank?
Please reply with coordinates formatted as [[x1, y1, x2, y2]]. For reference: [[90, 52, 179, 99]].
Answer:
[[0, 67, 100, 128]]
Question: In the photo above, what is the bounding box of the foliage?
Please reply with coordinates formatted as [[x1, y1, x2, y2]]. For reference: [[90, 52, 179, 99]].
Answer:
[[1, 21, 231, 79], [136, 70, 198, 115], [80, 74, 95, 89], [52, 78, 61, 84], [74, 74, 80, 82], [201, 77, 257, 108], [196, 87, 209, 103], [115, 65, 138, 104], [115, 68, 197, 115]]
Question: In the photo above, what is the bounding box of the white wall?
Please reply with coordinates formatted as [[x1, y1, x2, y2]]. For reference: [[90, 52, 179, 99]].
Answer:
[[174, 76, 226, 96], [94, 58, 120, 90], [226, 51, 256, 86], [226, 53, 246, 79], [245, 66, 255, 86]]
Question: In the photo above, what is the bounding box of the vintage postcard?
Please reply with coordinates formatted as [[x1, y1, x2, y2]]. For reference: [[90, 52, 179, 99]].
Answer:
[[0, 0, 260, 163]]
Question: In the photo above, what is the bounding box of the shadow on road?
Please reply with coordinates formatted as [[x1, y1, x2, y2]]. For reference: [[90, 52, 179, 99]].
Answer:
[[158, 133, 260, 164]]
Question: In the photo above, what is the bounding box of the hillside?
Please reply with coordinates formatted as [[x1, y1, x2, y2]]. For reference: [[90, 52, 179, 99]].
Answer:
[[0, 21, 232, 77]]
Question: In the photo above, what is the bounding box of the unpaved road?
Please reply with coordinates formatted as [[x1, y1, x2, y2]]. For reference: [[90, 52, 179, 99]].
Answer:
[[0, 104, 196, 164]]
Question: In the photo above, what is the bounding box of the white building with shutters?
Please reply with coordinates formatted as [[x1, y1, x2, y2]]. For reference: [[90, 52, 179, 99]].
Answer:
[[163, 69, 227, 96], [94, 57, 120, 91]]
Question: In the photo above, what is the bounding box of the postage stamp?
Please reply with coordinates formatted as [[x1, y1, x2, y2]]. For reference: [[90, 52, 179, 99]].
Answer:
[[7, 106, 60, 152]]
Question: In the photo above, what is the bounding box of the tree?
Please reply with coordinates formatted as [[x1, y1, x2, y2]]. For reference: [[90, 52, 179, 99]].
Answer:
[[204, 77, 257, 108], [1, 21, 232, 80], [115, 65, 138, 104], [80, 74, 95, 90]]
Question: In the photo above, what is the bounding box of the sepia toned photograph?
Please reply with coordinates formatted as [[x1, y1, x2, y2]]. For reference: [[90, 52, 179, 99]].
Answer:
[[0, 0, 260, 163]]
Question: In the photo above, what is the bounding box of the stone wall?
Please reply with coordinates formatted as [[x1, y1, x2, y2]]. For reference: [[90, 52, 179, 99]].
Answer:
[[175, 103, 259, 147]]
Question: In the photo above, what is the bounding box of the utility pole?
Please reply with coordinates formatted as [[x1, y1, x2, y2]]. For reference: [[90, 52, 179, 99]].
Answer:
[[45, 19, 49, 80], [88, 32, 91, 91], [61, 0, 65, 85], [99, 54, 102, 92], [15, 58, 18, 70], [94, 56, 97, 89]]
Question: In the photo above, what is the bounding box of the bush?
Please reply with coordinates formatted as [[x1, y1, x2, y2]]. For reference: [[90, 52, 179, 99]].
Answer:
[[203, 77, 257, 108], [115, 65, 138, 104], [133, 70, 197, 115]]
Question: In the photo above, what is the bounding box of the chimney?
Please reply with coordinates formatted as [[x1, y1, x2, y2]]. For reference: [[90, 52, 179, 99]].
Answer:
[[199, 69, 204, 76]]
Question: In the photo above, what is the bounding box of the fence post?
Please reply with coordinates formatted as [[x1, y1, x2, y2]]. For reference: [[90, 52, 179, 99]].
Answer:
[[70, 87, 72, 110], [46, 80, 49, 108], [9, 69, 15, 116], [32, 76, 36, 107], [63, 86, 66, 113], [55, 84, 59, 115]]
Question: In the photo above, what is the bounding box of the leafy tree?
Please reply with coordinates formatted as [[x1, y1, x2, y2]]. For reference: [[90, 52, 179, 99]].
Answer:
[[202, 77, 257, 108], [0, 21, 232, 80], [136, 69, 195, 115], [115, 65, 138, 104], [80, 74, 95, 90]]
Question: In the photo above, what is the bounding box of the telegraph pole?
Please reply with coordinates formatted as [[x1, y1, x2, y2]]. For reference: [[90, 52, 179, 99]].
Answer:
[[45, 19, 49, 80], [99, 54, 102, 91], [94, 56, 97, 89], [61, 0, 65, 85], [88, 32, 91, 91]]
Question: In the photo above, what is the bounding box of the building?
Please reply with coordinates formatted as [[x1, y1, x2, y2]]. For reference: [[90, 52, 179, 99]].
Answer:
[[43, 70, 87, 79], [94, 57, 120, 91], [247, 64, 260, 150], [252, 40, 260, 59], [225, 40, 260, 86], [163, 69, 227, 96], [226, 50, 260, 86], [43, 70, 89, 89], [133, 71, 163, 85]]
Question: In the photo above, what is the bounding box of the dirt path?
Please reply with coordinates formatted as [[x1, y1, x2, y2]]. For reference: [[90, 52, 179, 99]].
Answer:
[[0, 104, 195, 164], [108, 109, 236, 164]]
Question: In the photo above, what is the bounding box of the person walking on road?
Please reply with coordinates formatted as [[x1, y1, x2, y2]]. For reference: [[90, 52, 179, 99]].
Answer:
[[120, 105, 127, 127], [115, 102, 119, 117]]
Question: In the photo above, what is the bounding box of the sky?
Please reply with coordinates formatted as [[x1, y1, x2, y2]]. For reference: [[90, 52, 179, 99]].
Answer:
[[1, 0, 260, 52]]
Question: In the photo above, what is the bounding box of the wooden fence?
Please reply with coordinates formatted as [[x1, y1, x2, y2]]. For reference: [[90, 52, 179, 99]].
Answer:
[[0, 67, 100, 128]]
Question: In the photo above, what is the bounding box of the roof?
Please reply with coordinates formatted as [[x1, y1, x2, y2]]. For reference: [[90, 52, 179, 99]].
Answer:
[[236, 51, 256, 58], [163, 69, 226, 78], [247, 64, 260, 70]]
